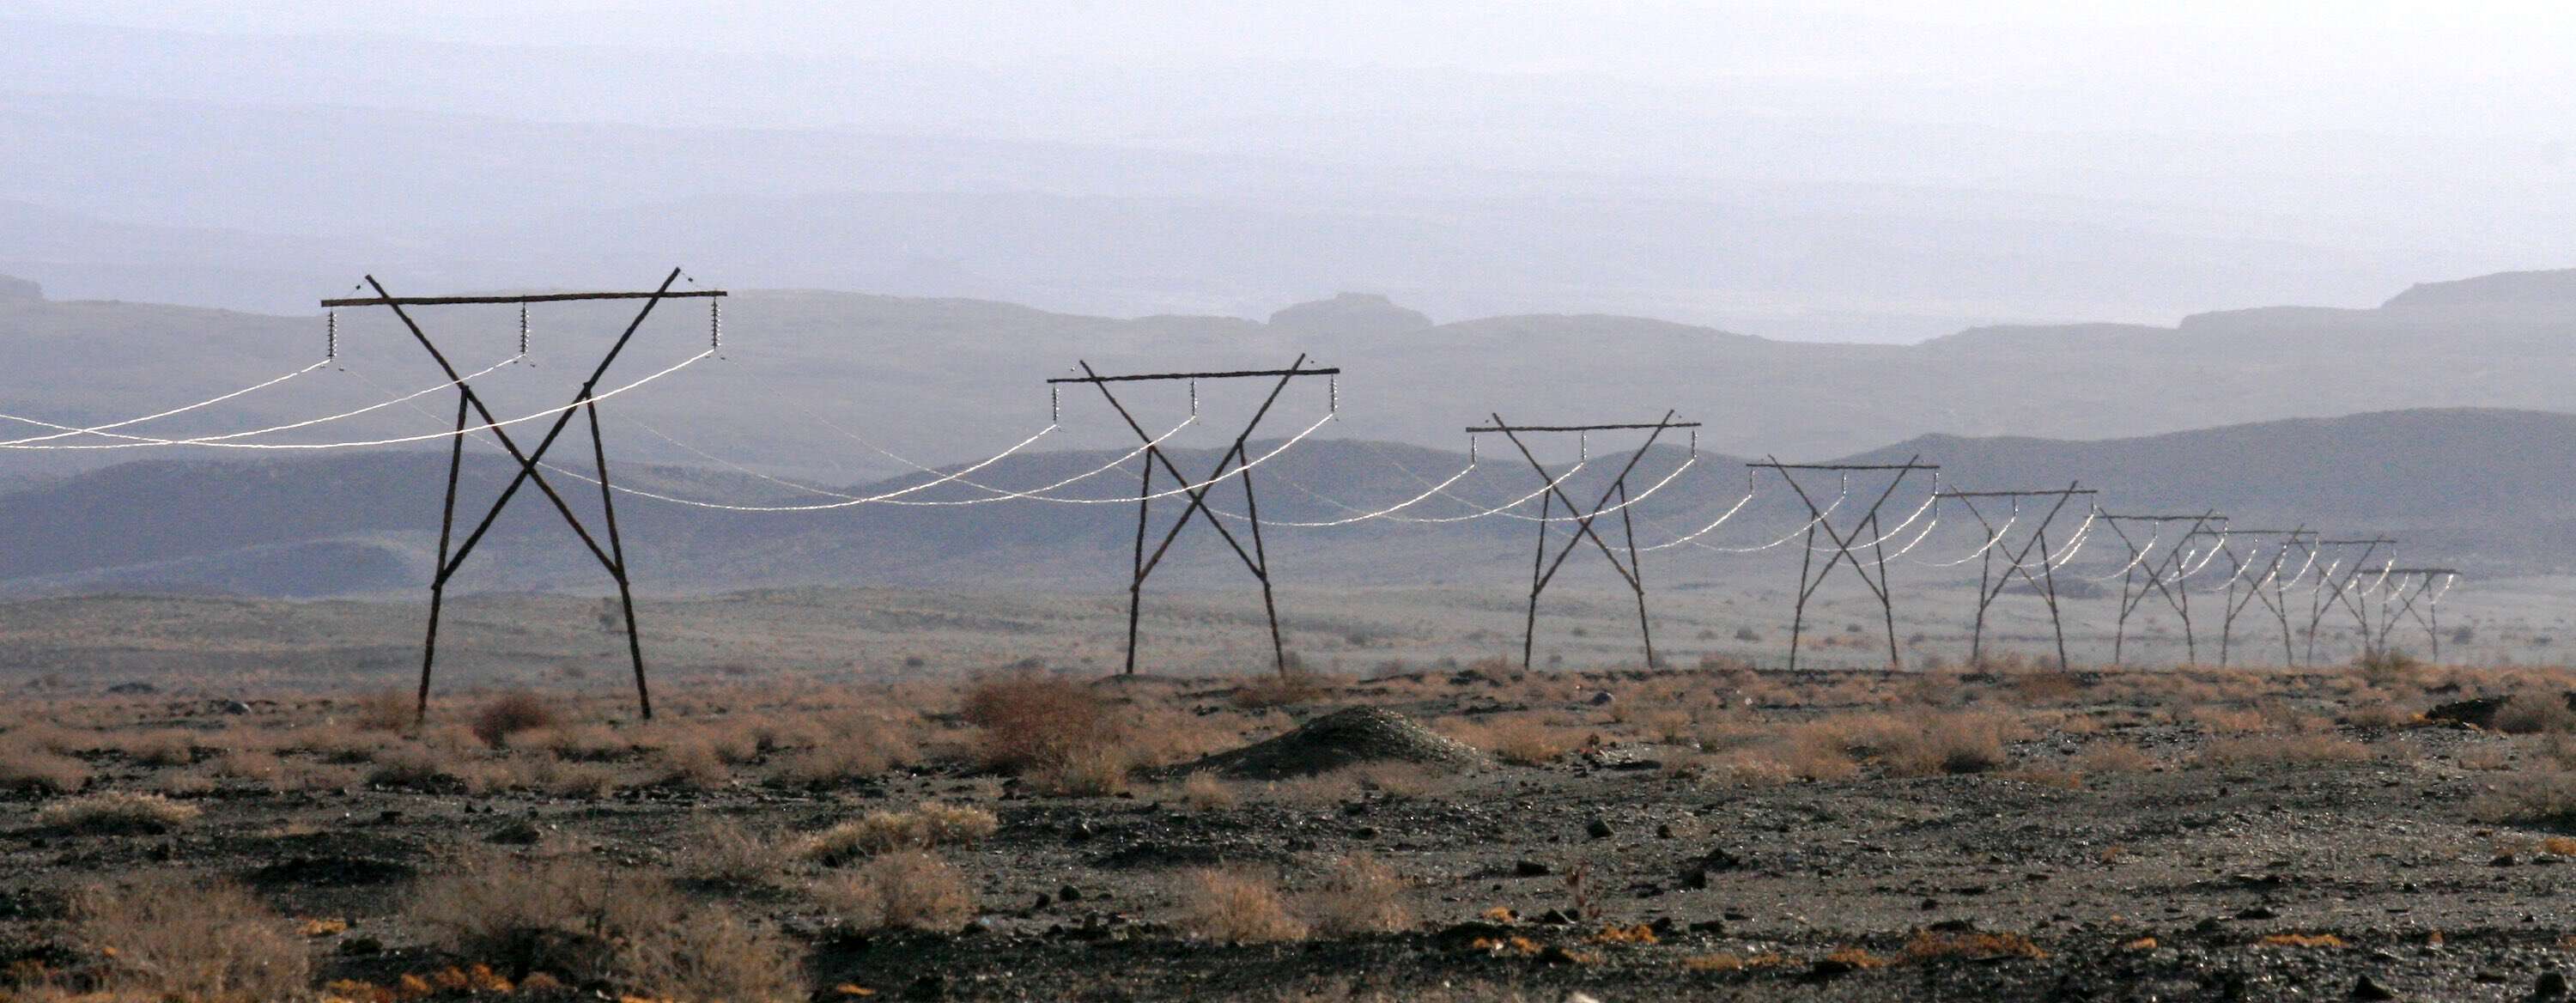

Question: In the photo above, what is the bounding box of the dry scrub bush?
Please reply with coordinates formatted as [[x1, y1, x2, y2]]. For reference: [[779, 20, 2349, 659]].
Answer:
[[1880, 712, 2012, 777], [769, 721, 917, 787], [610, 908, 805, 1003], [958, 673, 1171, 794], [681, 818, 786, 884], [39, 792, 202, 834], [2076, 742, 2159, 774], [469, 690, 556, 748], [0, 740, 89, 793], [654, 739, 732, 789], [818, 850, 976, 931], [363, 745, 477, 792], [505, 757, 618, 799], [347, 690, 415, 732], [962, 674, 1119, 771], [209, 751, 283, 785], [1905, 929, 2047, 961], [2494, 694, 2576, 735], [1230, 669, 1338, 709], [1299, 854, 1411, 936], [407, 853, 681, 982], [2475, 769, 2576, 826], [2199, 732, 2371, 766], [72, 878, 311, 1003], [804, 802, 999, 865], [1176, 867, 1308, 943], [527, 723, 628, 763], [1176, 771, 1240, 810], [1448, 715, 1574, 766], [120, 729, 198, 767], [2343, 698, 2414, 729], [2189, 707, 2269, 735]]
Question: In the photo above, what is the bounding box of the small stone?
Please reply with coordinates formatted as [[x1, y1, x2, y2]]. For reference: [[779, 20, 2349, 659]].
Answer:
[[1587, 818, 1615, 840], [2236, 906, 2278, 920], [2349, 973, 2396, 1000], [1516, 860, 1552, 877], [2493, 853, 2520, 867], [1059, 884, 1083, 903], [1656, 823, 1675, 839], [485, 821, 543, 846], [1589, 692, 1613, 707], [2538, 970, 2570, 997]]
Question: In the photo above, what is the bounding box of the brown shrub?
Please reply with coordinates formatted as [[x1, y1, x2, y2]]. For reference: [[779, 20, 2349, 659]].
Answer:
[[2075, 742, 2158, 774], [611, 908, 805, 1003], [1881, 712, 2010, 777], [1029, 744, 1134, 796], [0, 740, 90, 793], [769, 730, 905, 787], [2200, 732, 2371, 766], [121, 729, 199, 767], [1447, 715, 1574, 766], [210, 751, 284, 785], [961, 674, 1119, 772], [680, 819, 786, 884], [2494, 694, 2576, 735], [72, 878, 311, 1003], [470, 690, 556, 748], [1230, 670, 1336, 709], [818, 851, 976, 931], [407, 853, 682, 982], [654, 739, 732, 789], [803, 802, 999, 865], [2474, 769, 2576, 826], [349, 690, 416, 732], [1175, 771, 1240, 811], [1905, 929, 2047, 961], [1175, 867, 1307, 943], [1299, 854, 1411, 936], [39, 792, 203, 834]]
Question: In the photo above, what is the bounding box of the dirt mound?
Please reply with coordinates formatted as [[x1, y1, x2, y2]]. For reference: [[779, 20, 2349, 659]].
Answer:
[[1182, 706, 1490, 780]]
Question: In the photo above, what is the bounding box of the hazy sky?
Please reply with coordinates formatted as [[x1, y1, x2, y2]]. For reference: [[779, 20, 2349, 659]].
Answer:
[[9, 2, 2575, 339], [28, 0, 2576, 134]]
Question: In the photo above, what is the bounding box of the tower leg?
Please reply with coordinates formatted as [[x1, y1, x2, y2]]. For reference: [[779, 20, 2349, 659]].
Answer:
[[416, 392, 471, 727], [1126, 461, 1151, 676], [1523, 492, 1551, 670]]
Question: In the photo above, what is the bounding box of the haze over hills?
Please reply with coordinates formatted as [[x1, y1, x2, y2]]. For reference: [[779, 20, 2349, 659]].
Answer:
[[2, 406, 2568, 599], [6, 266, 2576, 486]]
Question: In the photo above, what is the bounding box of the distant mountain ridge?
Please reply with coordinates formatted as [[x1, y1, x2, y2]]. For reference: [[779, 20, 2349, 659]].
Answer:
[[2, 406, 2567, 599], [8, 265, 2576, 488]]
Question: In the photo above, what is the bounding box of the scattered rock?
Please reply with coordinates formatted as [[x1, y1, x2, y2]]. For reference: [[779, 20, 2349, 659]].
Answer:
[[1586, 818, 1616, 840], [485, 820, 544, 845], [1180, 707, 1491, 779], [2539, 970, 2570, 998], [2351, 972, 2397, 1000], [1515, 860, 1552, 877]]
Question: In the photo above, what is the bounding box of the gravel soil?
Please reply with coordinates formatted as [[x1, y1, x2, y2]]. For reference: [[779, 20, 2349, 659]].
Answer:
[[5, 668, 2576, 1001]]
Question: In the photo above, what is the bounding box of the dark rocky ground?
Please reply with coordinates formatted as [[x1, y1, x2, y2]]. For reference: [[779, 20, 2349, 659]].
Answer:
[[8, 666, 2576, 1001]]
